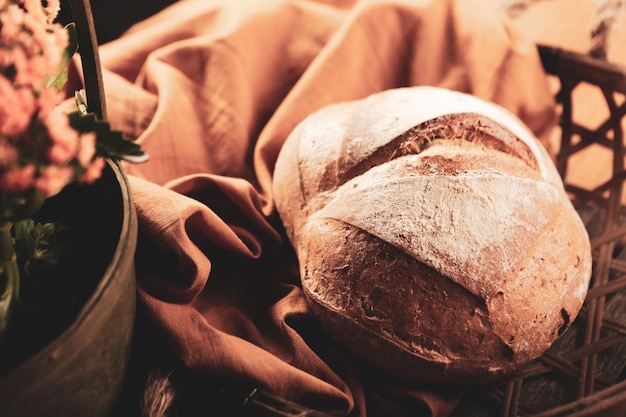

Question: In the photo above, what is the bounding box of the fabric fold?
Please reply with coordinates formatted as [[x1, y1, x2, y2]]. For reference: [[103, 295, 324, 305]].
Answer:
[[93, 0, 558, 415]]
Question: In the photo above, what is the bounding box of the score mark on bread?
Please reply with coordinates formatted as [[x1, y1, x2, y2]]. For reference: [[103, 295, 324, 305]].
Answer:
[[273, 86, 592, 383]]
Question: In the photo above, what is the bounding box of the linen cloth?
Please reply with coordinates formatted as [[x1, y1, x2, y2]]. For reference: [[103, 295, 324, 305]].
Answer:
[[85, 0, 557, 415]]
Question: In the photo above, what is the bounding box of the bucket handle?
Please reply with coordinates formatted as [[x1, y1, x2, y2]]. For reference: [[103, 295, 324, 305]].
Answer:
[[65, 0, 106, 120]]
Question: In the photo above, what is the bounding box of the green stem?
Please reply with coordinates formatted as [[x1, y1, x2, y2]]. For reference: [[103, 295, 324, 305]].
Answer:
[[0, 221, 18, 350], [0, 221, 53, 374], [0, 222, 15, 264]]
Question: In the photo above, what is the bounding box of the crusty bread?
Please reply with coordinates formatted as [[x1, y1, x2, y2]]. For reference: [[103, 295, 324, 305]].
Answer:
[[272, 87, 592, 383]]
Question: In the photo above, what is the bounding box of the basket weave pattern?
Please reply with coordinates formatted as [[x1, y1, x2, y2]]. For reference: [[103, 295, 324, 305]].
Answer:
[[454, 46, 626, 417]]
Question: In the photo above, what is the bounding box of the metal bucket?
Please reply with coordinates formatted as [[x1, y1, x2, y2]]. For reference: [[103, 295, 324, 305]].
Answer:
[[0, 159, 137, 417]]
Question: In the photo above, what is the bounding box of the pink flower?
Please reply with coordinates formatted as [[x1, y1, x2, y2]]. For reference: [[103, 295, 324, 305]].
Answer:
[[44, 109, 79, 164], [11, 46, 41, 89], [23, 0, 45, 23], [0, 75, 36, 136], [0, 4, 24, 41], [0, 49, 11, 67], [0, 141, 18, 167], [43, 0, 60, 23], [0, 164, 36, 193], [24, 14, 66, 72], [0, 1, 127, 208], [1, 1, 69, 92], [37, 86, 64, 120], [14, 47, 50, 89], [35, 164, 73, 197], [77, 132, 96, 167], [79, 157, 105, 184], [45, 26, 68, 65]]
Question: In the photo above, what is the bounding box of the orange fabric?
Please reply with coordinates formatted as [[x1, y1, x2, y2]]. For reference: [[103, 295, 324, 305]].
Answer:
[[92, 0, 557, 415]]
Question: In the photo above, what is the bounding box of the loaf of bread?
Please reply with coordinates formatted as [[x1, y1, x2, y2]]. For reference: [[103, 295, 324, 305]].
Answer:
[[272, 86, 592, 383]]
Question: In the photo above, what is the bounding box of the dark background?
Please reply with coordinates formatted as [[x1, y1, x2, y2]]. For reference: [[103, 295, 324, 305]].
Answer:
[[58, 0, 178, 44]]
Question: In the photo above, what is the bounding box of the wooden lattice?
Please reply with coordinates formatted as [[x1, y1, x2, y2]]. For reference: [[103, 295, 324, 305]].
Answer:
[[452, 44, 626, 417]]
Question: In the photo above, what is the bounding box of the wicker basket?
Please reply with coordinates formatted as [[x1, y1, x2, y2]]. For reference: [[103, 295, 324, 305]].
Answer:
[[451, 44, 626, 417]]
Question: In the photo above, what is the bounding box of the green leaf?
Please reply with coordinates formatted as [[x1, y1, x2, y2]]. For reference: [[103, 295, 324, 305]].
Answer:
[[67, 110, 149, 163], [0, 222, 48, 373], [45, 23, 79, 91], [0, 189, 46, 224], [13, 219, 73, 279]]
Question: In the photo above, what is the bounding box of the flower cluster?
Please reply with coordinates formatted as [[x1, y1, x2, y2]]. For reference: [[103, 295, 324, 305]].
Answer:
[[0, 0, 103, 209], [0, 1, 147, 376]]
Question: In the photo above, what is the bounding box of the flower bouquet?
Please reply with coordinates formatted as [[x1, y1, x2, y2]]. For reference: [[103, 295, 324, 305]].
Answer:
[[0, 0, 146, 375]]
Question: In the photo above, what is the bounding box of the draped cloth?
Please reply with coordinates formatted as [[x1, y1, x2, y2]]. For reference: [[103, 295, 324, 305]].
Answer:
[[88, 0, 557, 415]]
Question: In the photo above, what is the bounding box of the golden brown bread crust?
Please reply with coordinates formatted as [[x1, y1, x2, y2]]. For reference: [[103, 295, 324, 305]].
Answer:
[[272, 87, 592, 383]]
